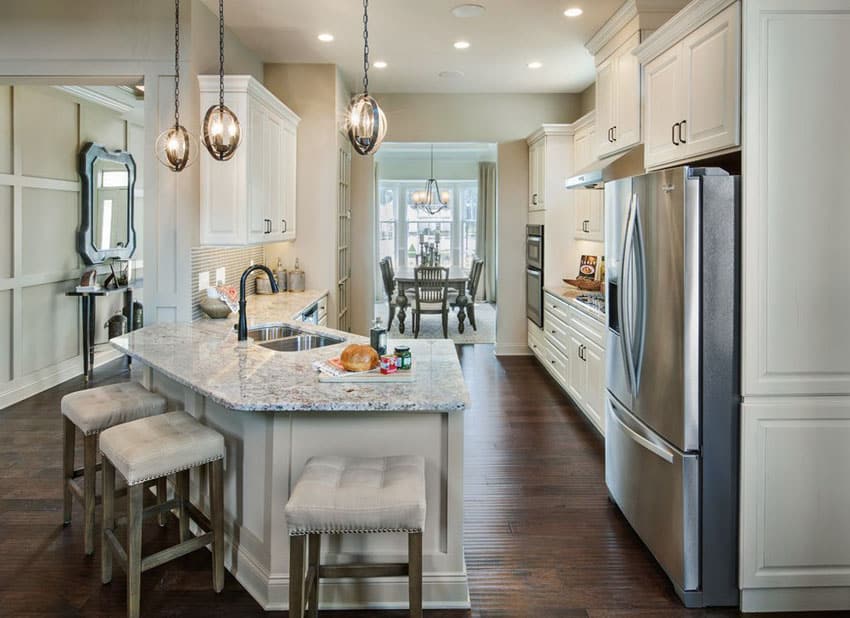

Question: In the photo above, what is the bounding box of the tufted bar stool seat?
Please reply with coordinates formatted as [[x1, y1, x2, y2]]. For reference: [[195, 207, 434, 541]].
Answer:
[[61, 382, 168, 555], [99, 411, 226, 618], [285, 455, 426, 618]]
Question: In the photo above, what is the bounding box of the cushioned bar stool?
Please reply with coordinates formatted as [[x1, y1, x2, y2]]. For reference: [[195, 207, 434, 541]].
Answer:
[[62, 381, 168, 555], [99, 411, 226, 618], [285, 455, 426, 618]]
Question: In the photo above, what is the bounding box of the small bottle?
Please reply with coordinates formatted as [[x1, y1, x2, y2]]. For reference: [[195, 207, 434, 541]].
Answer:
[[370, 317, 387, 355]]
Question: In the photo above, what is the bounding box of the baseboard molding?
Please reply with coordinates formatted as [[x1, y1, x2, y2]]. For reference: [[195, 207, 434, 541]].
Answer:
[[494, 343, 532, 356], [0, 348, 123, 409], [741, 587, 850, 612], [228, 539, 470, 611]]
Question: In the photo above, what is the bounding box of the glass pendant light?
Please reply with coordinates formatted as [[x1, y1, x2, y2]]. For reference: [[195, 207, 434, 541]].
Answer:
[[346, 0, 387, 156], [156, 0, 198, 172], [202, 0, 241, 161], [413, 145, 450, 215]]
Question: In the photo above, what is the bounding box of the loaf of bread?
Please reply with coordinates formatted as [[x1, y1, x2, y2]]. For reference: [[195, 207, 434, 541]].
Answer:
[[340, 344, 379, 372]]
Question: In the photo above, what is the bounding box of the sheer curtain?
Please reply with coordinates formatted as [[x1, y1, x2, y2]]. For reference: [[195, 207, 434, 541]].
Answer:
[[476, 161, 497, 302]]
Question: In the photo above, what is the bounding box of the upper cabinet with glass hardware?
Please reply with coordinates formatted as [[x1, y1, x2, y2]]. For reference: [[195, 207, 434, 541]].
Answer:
[[199, 75, 300, 246], [586, 0, 688, 160], [527, 124, 573, 213], [636, 0, 741, 170]]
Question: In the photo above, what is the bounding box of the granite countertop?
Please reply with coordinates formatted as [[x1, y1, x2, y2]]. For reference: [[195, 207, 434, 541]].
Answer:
[[543, 285, 606, 324], [111, 291, 468, 413]]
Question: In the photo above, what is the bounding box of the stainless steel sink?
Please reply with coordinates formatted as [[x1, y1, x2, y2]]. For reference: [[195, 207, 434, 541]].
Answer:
[[259, 334, 345, 352], [247, 325, 305, 342]]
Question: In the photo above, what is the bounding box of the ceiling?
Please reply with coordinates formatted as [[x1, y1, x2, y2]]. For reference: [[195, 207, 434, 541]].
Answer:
[[203, 0, 622, 94]]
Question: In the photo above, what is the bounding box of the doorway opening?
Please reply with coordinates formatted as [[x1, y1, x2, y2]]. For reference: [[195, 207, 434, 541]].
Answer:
[[373, 142, 497, 344]]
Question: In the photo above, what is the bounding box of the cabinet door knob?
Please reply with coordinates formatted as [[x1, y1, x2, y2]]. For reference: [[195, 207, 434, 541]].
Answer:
[[612, 126, 617, 142], [532, 193, 538, 206], [679, 120, 687, 144], [281, 219, 287, 234], [672, 122, 680, 146]]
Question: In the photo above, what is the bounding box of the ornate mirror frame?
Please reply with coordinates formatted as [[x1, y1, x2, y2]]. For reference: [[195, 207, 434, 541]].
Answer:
[[77, 142, 137, 265]]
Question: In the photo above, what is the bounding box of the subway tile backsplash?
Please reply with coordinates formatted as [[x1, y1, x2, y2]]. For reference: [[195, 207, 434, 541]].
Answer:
[[190, 246, 266, 321]]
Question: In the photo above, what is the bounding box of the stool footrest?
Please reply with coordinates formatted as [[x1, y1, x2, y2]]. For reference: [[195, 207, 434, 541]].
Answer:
[[104, 528, 128, 574], [114, 497, 181, 527], [141, 531, 213, 573], [319, 562, 410, 579], [186, 501, 212, 533]]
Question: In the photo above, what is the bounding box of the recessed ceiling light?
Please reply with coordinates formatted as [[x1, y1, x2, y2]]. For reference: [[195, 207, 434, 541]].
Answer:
[[453, 40, 471, 50], [564, 7, 583, 17], [317, 33, 334, 42], [439, 70, 465, 79], [527, 61, 543, 69], [373, 60, 388, 69], [452, 3, 486, 18]]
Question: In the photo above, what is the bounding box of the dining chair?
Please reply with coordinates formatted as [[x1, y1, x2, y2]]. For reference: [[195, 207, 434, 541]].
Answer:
[[413, 266, 450, 338], [379, 257, 409, 329], [456, 258, 484, 331]]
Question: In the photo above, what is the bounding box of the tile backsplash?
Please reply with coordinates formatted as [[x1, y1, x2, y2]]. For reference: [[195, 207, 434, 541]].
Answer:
[[190, 246, 266, 321]]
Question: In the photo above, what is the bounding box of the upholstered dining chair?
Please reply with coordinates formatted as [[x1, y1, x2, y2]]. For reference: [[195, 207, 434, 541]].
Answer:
[[413, 266, 450, 338], [456, 258, 484, 331]]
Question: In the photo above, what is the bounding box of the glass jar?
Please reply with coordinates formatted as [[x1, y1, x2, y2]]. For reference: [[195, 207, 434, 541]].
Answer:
[[393, 345, 412, 370]]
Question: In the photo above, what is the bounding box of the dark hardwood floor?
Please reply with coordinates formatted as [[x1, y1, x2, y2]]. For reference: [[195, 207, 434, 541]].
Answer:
[[0, 346, 830, 617]]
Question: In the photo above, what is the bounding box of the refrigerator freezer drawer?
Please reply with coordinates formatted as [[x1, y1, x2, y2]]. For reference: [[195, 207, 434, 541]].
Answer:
[[605, 396, 699, 593]]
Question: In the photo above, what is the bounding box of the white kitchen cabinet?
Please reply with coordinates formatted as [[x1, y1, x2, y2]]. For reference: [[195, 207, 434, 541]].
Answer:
[[572, 115, 596, 174], [596, 32, 641, 159], [537, 292, 606, 435], [739, 0, 850, 611], [527, 125, 572, 214], [199, 75, 300, 246], [573, 189, 604, 242], [637, 1, 740, 169]]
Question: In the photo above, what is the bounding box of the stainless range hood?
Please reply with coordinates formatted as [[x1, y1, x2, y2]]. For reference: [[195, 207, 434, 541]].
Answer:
[[565, 144, 646, 189]]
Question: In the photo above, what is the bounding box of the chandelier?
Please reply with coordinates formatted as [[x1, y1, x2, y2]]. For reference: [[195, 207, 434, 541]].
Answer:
[[346, 0, 387, 156], [412, 145, 449, 215]]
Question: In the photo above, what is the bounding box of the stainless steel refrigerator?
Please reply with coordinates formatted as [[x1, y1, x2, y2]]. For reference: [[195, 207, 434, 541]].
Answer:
[[604, 166, 740, 607]]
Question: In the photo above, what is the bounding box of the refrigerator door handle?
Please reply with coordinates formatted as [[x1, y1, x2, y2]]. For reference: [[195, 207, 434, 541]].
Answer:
[[609, 400, 675, 464], [632, 197, 647, 388], [621, 192, 638, 392]]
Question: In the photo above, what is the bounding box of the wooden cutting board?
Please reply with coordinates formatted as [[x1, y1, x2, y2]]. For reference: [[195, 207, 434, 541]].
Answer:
[[317, 368, 416, 383]]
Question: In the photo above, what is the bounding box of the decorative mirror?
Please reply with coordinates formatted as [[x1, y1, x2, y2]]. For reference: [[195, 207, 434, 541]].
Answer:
[[77, 143, 137, 265]]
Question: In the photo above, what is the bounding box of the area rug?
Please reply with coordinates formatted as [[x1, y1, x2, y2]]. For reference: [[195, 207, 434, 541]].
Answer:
[[373, 302, 496, 344]]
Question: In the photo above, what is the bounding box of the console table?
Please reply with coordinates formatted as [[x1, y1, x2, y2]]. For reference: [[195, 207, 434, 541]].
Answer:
[[65, 285, 137, 383]]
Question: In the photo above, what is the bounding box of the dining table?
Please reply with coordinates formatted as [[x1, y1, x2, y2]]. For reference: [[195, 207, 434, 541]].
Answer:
[[394, 265, 471, 334]]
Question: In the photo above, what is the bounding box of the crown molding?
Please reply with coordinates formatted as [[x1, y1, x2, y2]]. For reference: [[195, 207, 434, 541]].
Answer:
[[55, 85, 134, 113], [572, 110, 596, 132], [634, 0, 738, 63], [527, 124, 575, 145], [198, 75, 301, 126], [586, 0, 690, 56]]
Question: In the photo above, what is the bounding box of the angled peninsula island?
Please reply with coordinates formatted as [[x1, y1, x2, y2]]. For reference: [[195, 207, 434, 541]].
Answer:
[[111, 290, 469, 611]]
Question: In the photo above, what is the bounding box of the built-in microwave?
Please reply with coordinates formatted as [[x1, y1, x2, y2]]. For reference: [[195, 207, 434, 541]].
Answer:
[[526, 224, 543, 270]]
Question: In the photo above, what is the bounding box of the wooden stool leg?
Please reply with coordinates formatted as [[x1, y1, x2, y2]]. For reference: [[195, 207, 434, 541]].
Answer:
[[83, 433, 98, 555], [175, 469, 190, 542], [408, 532, 423, 618], [127, 484, 144, 618], [289, 535, 306, 618], [62, 417, 75, 525], [307, 533, 321, 618], [101, 458, 115, 584], [156, 477, 168, 527], [209, 460, 224, 593]]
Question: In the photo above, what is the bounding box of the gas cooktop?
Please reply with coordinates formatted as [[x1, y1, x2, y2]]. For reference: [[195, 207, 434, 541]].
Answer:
[[575, 294, 606, 314]]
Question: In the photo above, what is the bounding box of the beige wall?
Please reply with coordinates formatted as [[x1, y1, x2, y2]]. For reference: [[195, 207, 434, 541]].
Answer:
[[263, 64, 343, 328], [0, 86, 143, 407], [349, 92, 583, 353], [579, 83, 596, 116]]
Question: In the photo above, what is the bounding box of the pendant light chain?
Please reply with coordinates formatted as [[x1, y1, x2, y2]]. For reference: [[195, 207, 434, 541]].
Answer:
[[173, 0, 181, 128], [218, 0, 225, 110], [362, 0, 370, 95]]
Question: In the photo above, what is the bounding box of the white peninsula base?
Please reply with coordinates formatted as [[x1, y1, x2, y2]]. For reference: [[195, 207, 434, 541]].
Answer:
[[143, 366, 469, 611]]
